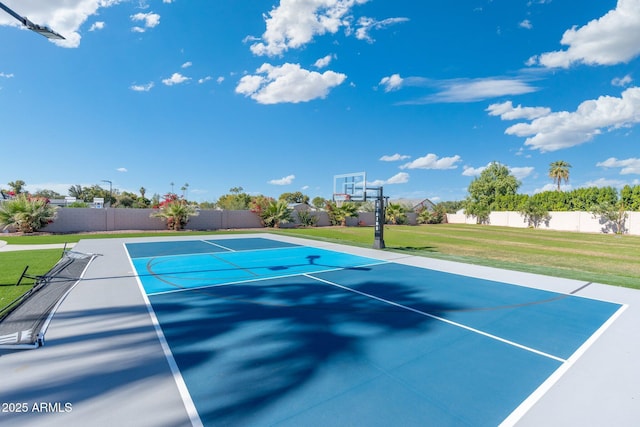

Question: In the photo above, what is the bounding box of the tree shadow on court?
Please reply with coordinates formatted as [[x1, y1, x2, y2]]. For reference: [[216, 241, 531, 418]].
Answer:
[[149, 275, 464, 425]]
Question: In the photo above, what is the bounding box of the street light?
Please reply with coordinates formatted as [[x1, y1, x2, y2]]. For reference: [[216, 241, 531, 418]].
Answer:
[[0, 2, 65, 40], [101, 180, 112, 208]]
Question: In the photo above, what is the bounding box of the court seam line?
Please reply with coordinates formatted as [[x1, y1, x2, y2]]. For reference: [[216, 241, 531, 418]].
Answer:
[[304, 273, 567, 363]]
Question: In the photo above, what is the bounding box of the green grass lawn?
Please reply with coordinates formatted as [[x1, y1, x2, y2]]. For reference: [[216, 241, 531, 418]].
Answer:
[[0, 224, 638, 312], [274, 224, 640, 289], [0, 249, 64, 311]]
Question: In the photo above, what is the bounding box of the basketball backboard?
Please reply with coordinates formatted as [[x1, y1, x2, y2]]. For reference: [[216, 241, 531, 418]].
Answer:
[[333, 172, 366, 202]]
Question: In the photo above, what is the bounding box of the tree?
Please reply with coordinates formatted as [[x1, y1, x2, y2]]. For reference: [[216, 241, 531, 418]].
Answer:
[[591, 201, 628, 234], [31, 189, 63, 199], [68, 184, 84, 199], [151, 196, 198, 231], [8, 180, 26, 195], [217, 187, 251, 210], [259, 200, 293, 228], [326, 201, 358, 226], [279, 191, 309, 204], [0, 194, 58, 233], [519, 198, 550, 228], [181, 183, 189, 199], [385, 202, 407, 225], [465, 162, 520, 223], [417, 204, 447, 224], [312, 197, 327, 210], [549, 161, 571, 191]]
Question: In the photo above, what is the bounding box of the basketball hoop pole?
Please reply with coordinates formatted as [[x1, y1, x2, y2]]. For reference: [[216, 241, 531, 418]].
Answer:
[[372, 186, 385, 249]]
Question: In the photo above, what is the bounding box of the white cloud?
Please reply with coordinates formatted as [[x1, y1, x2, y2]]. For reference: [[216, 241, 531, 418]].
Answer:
[[379, 153, 410, 162], [117, 167, 128, 172], [379, 74, 403, 92], [355, 16, 409, 42], [216, 76, 225, 84], [487, 100, 551, 120], [131, 12, 160, 32], [89, 21, 105, 31], [534, 183, 571, 193], [612, 74, 633, 87], [509, 166, 535, 180], [0, 0, 125, 48], [198, 76, 212, 84], [385, 172, 409, 184], [401, 153, 461, 170], [430, 78, 538, 103], [181, 62, 193, 68], [0, 72, 14, 78], [249, 0, 368, 56], [368, 172, 410, 187], [596, 157, 640, 174], [130, 82, 154, 92], [503, 86, 640, 152], [462, 165, 486, 176], [235, 63, 346, 104], [268, 174, 295, 185], [463, 163, 533, 179], [401, 77, 539, 104], [531, 0, 640, 68], [583, 177, 627, 188], [314, 54, 334, 69], [162, 73, 191, 86], [519, 19, 533, 30]]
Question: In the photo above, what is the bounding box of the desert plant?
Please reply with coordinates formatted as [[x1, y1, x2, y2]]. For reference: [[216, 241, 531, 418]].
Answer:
[[259, 200, 293, 228], [326, 201, 358, 226], [296, 210, 318, 227], [417, 205, 447, 224], [0, 194, 58, 233], [385, 203, 407, 225], [151, 197, 198, 231]]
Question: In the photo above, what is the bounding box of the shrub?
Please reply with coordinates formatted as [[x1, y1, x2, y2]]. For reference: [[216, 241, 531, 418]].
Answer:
[[0, 194, 58, 233], [151, 195, 198, 231], [296, 210, 318, 227], [257, 200, 293, 228], [417, 205, 447, 224]]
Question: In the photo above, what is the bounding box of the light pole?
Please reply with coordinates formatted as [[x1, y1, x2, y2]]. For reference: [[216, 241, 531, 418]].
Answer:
[[101, 180, 112, 207], [0, 2, 65, 39]]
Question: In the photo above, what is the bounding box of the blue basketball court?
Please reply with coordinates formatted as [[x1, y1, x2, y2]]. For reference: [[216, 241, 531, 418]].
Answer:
[[123, 236, 623, 427]]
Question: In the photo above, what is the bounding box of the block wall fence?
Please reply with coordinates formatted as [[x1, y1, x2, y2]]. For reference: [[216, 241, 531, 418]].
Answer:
[[33, 208, 640, 236]]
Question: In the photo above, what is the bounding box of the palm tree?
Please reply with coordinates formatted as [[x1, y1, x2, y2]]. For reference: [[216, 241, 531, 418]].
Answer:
[[385, 203, 406, 225], [139, 187, 146, 199], [333, 202, 358, 226], [151, 200, 198, 231], [8, 180, 26, 195], [549, 161, 571, 191], [0, 194, 58, 233], [260, 200, 293, 228]]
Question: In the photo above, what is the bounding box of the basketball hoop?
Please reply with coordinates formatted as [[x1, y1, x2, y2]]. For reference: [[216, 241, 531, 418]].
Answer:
[[332, 193, 351, 207]]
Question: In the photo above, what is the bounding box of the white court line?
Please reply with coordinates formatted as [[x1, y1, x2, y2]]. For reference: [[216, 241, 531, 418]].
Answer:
[[145, 260, 390, 297], [304, 273, 566, 363], [201, 239, 235, 252], [498, 303, 629, 427], [123, 244, 204, 427]]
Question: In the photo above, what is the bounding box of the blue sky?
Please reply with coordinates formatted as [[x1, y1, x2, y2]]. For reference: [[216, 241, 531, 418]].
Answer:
[[1, 0, 639, 203]]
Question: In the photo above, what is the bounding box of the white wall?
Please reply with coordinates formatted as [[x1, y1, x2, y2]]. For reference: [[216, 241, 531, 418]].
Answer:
[[446, 211, 640, 235]]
